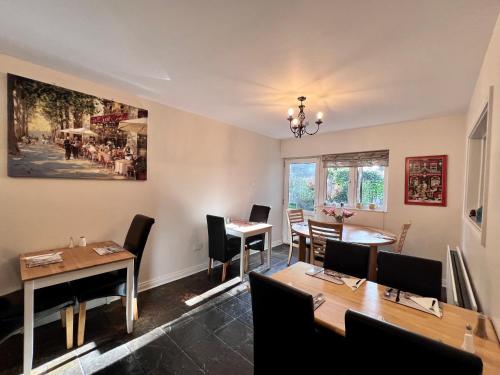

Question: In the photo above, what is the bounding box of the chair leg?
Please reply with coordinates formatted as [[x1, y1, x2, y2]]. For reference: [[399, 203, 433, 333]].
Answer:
[[65, 307, 74, 350], [222, 262, 229, 282], [260, 251, 264, 265], [244, 249, 249, 272], [77, 302, 86, 347], [287, 244, 293, 266], [208, 258, 213, 276], [133, 297, 139, 321], [60, 309, 66, 328]]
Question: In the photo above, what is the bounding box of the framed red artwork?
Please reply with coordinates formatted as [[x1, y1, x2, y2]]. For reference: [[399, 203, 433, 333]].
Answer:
[[405, 155, 447, 206]]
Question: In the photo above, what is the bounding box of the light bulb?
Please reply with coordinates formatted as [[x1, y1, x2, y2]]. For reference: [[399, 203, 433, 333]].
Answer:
[[288, 108, 294, 117], [316, 111, 323, 120], [291, 118, 299, 128]]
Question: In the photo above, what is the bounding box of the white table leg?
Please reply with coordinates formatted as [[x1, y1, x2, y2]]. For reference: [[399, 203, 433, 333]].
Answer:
[[23, 280, 34, 375], [126, 260, 134, 334], [239, 234, 246, 279], [267, 229, 272, 269]]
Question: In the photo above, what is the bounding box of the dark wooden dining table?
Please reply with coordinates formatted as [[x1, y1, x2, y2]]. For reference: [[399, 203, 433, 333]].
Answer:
[[291, 222, 397, 281]]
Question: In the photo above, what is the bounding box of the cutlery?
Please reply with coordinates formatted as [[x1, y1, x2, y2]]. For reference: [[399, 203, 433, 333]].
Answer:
[[395, 289, 401, 303], [384, 288, 393, 297]]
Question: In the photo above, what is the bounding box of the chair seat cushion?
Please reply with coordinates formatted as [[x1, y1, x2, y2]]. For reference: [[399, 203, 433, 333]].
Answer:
[[71, 272, 127, 302]]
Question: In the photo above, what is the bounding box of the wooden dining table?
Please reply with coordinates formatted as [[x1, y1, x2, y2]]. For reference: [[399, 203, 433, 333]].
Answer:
[[291, 221, 397, 281], [272, 262, 500, 374], [19, 241, 135, 375]]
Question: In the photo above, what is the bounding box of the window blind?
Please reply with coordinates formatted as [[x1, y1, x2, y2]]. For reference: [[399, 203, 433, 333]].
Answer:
[[322, 149, 389, 168]]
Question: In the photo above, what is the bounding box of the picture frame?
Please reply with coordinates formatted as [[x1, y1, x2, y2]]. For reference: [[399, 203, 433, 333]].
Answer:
[[405, 155, 447, 206]]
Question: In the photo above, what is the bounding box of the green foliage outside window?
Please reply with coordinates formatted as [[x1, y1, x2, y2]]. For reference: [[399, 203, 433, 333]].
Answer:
[[288, 163, 316, 211], [326, 167, 349, 205]]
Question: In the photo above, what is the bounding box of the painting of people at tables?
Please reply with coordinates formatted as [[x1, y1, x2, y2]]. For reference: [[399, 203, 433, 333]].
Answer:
[[405, 155, 447, 206], [7, 74, 148, 180]]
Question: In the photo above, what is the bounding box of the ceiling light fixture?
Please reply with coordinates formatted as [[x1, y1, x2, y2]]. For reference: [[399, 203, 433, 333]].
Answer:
[[287, 96, 323, 138]]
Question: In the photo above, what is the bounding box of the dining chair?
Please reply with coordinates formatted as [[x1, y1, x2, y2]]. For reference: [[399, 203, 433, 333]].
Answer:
[[286, 208, 310, 266], [394, 221, 412, 253], [206, 215, 241, 282], [0, 283, 76, 349], [249, 272, 342, 374], [323, 239, 370, 279], [308, 219, 343, 265], [244, 205, 271, 271], [71, 214, 155, 346], [345, 309, 483, 374], [377, 251, 442, 300]]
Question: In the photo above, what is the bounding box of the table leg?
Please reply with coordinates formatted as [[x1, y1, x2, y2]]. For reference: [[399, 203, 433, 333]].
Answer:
[[299, 235, 307, 262], [126, 260, 134, 334], [368, 245, 378, 281], [23, 280, 34, 375], [239, 234, 246, 279], [267, 229, 272, 269]]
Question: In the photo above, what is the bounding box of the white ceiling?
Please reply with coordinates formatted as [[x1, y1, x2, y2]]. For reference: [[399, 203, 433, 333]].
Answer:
[[0, 0, 499, 139]]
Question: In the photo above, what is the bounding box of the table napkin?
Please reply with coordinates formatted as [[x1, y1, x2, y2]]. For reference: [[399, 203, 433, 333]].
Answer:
[[24, 252, 63, 267], [342, 277, 366, 291], [93, 246, 123, 256], [409, 296, 442, 318]]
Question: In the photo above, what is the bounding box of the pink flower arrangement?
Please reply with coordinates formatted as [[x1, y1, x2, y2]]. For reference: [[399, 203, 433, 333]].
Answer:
[[322, 207, 355, 223]]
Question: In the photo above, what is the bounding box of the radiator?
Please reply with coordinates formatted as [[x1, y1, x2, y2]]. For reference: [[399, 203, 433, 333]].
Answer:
[[446, 245, 478, 311]]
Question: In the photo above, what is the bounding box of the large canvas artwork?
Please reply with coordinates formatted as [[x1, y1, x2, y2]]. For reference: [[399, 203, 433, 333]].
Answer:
[[7, 74, 148, 180], [405, 155, 447, 206]]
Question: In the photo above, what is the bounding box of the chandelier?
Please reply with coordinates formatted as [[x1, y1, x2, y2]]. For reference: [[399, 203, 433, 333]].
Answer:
[[287, 96, 323, 138]]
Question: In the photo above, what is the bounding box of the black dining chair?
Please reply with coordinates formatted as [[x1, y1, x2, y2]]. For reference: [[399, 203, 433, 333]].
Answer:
[[0, 283, 76, 348], [324, 240, 370, 279], [377, 251, 442, 300], [345, 309, 483, 375], [71, 214, 155, 346], [245, 205, 271, 271], [207, 215, 241, 282], [249, 271, 343, 374]]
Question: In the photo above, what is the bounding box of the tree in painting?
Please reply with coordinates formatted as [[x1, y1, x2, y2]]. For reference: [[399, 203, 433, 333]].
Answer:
[[7, 74, 148, 180]]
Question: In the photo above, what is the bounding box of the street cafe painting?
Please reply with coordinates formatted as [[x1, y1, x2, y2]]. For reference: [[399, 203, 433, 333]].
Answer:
[[7, 74, 148, 180], [405, 155, 447, 206]]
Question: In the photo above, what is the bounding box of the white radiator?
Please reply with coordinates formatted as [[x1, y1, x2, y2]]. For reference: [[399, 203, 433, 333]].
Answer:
[[446, 245, 478, 311]]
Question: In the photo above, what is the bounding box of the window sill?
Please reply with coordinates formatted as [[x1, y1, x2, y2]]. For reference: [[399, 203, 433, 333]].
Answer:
[[319, 205, 388, 213], [465, 215, 482, 232]]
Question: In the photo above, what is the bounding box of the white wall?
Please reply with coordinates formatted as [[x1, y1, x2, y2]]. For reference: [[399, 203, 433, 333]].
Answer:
[[281, 115, 465, 266], [462, 13, 500, 328], [0, 54, 283, 295]]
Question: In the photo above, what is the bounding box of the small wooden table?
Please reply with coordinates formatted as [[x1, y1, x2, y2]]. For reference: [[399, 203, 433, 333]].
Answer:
[[20, 241, 135, 375], [272, 262, 500, 374], [225, 221, 273, 279], [291, 222, 396, 281]]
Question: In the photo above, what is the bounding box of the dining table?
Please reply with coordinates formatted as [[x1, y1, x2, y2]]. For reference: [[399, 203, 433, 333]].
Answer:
[[272, 262, 500, 374], [291, 221, 397, 281], [19, 241, 135, 375]]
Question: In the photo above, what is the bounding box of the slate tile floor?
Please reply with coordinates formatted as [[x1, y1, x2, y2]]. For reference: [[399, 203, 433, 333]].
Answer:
[[0, 245, 295, 375]]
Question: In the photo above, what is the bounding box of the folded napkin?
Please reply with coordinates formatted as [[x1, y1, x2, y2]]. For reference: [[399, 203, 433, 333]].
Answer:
[[342, 277, 366, 291], [23, 252, 63, 267], [410, 296, 442, 318], [93, 246, 123, 256]]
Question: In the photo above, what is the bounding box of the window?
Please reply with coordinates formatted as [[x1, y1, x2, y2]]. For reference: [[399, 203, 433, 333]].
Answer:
[[287, 160, 317, 212], [466, 102, 490, 231], [322, 150, 389, 209]]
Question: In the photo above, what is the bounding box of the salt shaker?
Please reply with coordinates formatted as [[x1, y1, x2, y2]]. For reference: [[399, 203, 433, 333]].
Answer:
[[69, 237, 74, 248], [461, 323, 475, 353], [79, 236, 87, 247]]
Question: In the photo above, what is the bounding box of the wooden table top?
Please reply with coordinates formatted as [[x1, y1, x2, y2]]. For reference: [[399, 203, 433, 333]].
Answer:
[[272, 262, 500, 374], [226, 220, 272, 235], [20, 241, 135, 282], [292, 222, 397, 246]]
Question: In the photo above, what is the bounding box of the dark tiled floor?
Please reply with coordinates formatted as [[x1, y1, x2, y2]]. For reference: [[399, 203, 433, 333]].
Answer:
[[0, 245, 295, 375]]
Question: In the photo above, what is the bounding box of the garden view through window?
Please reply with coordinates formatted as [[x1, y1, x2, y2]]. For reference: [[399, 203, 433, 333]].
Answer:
[[325, 166, 385, 208], [288, 162, 316, 211]]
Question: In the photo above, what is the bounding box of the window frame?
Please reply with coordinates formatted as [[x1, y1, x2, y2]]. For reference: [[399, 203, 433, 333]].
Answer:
[[319, 165, 389, 211]]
